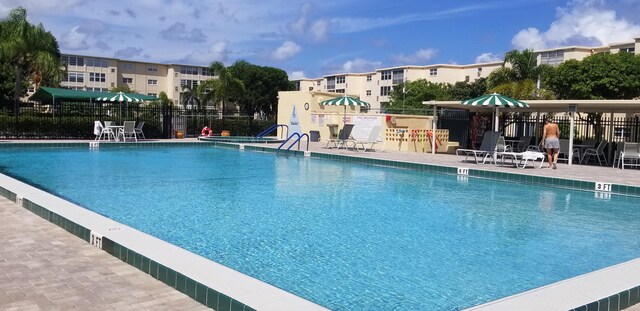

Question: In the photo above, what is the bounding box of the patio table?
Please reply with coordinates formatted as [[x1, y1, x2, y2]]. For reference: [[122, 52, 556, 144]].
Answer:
[[108, 125, 124, 142]]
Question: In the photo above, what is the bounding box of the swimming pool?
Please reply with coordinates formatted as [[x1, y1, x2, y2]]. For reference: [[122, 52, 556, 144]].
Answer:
[[1, 145, 639, 310]]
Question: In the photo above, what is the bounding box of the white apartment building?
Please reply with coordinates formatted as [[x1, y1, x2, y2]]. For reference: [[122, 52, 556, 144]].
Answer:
[[294, 37, 640, 112]]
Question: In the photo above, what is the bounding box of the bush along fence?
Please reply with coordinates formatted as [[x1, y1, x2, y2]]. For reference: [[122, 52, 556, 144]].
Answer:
[[0, 100, 275, 139]]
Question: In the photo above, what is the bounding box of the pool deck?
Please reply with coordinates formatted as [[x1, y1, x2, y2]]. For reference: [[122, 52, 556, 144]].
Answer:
[[1, 138, 639, 310]]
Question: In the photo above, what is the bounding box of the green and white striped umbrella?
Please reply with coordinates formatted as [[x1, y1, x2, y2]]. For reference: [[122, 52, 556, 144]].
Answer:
[[96, 92, 151, 103], [461, 93, 528, 131], [461, 93, 528, 108], [320, 95, 370, 107], [320, 95, 370, 126]]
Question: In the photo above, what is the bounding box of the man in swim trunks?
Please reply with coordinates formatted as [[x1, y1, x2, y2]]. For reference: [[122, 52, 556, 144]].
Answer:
[[541, 117, 560, 169]]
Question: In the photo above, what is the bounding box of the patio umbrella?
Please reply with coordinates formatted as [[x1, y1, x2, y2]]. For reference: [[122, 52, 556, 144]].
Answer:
[[96, 92, 155, 120], [320, 95, 370, 126], [461, 93, 528, 132]]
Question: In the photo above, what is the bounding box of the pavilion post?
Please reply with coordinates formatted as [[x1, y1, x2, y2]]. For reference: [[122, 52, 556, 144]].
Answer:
[[568, 106, 576, 166]]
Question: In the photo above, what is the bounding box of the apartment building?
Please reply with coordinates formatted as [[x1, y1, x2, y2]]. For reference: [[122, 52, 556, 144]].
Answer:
[[294, 37, 640, 112], [27, 54, 216, 106]]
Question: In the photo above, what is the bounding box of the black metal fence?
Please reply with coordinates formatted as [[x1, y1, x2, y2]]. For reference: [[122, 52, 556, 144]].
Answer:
[[0, 100, 275, 139]]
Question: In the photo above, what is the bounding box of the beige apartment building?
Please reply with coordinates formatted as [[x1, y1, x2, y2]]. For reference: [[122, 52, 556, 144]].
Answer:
[[293, 37, 640, 112], [27, 54, 215, 107]]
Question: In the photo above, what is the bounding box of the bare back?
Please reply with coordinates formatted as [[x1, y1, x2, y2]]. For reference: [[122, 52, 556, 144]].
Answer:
[[543, 123, 559, 139]]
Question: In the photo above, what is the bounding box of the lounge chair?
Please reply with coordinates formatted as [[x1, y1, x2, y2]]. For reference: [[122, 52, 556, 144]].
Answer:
[[134, 121, 145, 140], [515, 136, 532, 152], [456, 131, 502, 164], [351, 126, 382, 151], [557, 139, 581, 163], [325, 124, 354, 149], [496, 150, 546, 168], [581, 141, 607, 165]]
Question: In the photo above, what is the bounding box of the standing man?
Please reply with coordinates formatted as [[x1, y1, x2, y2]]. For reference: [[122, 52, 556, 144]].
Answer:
[[541, 117, 560, 169]]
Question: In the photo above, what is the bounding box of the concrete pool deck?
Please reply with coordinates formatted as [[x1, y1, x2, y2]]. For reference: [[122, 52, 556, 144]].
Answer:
[[1, 138, 639, 310]]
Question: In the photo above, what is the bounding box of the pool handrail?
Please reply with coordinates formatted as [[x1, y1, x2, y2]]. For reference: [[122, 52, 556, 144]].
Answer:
[[256, 124, 288, 139], [277, 133, 309, 152]]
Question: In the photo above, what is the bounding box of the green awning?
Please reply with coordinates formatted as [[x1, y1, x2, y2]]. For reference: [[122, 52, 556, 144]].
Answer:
[[28, 87, 113, 102]]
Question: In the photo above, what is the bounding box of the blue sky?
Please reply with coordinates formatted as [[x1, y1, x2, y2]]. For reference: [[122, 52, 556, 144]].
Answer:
[[2, 0, 640, 79]]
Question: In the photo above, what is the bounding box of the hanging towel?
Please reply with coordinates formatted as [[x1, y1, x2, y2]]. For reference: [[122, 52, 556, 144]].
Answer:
[[94, 121, 102, 136]]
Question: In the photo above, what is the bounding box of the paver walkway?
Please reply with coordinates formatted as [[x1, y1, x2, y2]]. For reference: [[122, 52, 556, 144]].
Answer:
[[0, 196, 208, 311]]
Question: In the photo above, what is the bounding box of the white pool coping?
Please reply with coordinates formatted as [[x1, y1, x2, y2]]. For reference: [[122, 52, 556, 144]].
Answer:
[[0, 173, 327, 311], [464, 258, 640, 310]]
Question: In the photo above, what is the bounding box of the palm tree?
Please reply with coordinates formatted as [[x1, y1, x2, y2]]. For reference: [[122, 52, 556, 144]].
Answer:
[[0, 7, 63, 101], [205, 61, 244, 115], [503, 49, 539, 81]]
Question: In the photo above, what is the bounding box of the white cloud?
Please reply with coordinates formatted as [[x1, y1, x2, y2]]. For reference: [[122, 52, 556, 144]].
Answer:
[[270, 41, 301, 61], [474, 52, 502, 63], [114, 47, 143, 59], [289, 70, 306, 80], [511, 1, 640, 50], [310, 19, 329, 43], [342, 58, 382, 73], [60, 26, 89, 50], [160, 22, 207, 43], [390, 48, 438, 65], [181, 41, 231, 65], [287, 3, 312, 35]]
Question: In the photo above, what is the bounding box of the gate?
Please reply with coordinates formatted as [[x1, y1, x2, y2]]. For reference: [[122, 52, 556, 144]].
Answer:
[[438, 109, 470, 148]]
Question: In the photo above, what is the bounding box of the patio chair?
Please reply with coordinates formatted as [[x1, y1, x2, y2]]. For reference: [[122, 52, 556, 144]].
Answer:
[[351, 126, 382, 151], [325, 124, 354, 149], [134, 121, 145, 140], [496, 136, 510, 153], [580, 140, 607, 165], [621, 142, 640, 170], [118, 121, 138, 142], [95, 121, 115, 141], [515, 136, 532, 152], [456, 131, 501, 164], [612, 142, 625, 168], [557, 139, 581, 163]]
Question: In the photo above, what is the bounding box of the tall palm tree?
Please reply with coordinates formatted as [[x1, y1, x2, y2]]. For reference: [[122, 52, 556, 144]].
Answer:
[[0, 7, 62, 101], [205, 61, 244, 115]]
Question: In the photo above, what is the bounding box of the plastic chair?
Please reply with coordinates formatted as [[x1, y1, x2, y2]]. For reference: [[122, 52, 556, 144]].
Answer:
[[118, 121, 137, 142], [134, 121, 145, 140], [581, 141, 607, 165]]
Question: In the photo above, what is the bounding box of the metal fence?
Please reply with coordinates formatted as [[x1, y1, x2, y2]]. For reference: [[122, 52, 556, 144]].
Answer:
[[0, 100, 275, 139]]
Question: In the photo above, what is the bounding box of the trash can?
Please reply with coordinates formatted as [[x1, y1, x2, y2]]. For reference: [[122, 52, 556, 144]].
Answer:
[[310, 130, 320, 142]]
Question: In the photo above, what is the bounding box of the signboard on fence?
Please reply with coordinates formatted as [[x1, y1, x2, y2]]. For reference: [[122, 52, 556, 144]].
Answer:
[[351, 115, 383, 140]]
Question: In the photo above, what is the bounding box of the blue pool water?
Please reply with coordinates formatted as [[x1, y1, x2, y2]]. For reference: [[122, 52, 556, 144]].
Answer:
[[1, 145, 639, 310]]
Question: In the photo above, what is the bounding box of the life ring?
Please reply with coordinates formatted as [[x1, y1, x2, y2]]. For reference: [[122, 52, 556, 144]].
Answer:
[[304, 102, 309, 110], [201, 126, 213, 137]]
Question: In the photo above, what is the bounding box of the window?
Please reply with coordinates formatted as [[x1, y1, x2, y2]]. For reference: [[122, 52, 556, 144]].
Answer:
[[148, 79, 158, 85], [465, 76, 470, 82], [122, 63, 134, 71], [89, 72, 106, 82], [86, 58, 108, 67], [392, 69, 404, 84], [67, 72, 84, 83], [429, 69, 437, 76], [539, 51, 564, 65], [147, 93, 157, 97], [366, 90, 371, 96], [180, 79, 198, 89], [122, 77, 133, 84], [62, 56, 84, 67], [180, 66, 198, 75], [477, 67, 483, 77], [147, 66, 158, 72], [336, 89, 345, 93], [27, 87, 35, 92], [326, 77, 336, 90], [380, 86, 391, 96], [380, 70, 391, 80], [316, 80, 321, 86], [110, 68, 115, 73], [336, 76, 345, 84], [87, 87, 108, 92], [366, 75, 372, 82], [201, 67, 213, 76], [620, 47, 635, 53]]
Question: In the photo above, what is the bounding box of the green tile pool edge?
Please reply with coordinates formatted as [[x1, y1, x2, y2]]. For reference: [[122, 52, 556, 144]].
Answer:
[[0, 184, 257, 311]]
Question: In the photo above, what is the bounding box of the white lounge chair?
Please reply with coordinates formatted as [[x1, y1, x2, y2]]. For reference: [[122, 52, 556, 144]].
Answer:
[[456, 131, 502, 164], [496, 151, 546, 168], [352, 126, 382, 151]]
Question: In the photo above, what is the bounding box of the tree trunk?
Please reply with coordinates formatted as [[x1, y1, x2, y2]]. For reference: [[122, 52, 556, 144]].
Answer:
[[13, 63, 24, 102]]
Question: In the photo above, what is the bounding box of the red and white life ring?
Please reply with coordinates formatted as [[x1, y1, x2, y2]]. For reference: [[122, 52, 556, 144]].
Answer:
[[201, 126, 213, 137]]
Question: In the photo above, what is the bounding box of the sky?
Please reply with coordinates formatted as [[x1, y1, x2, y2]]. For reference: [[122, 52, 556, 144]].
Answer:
[[2, 0, 640, 80]]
